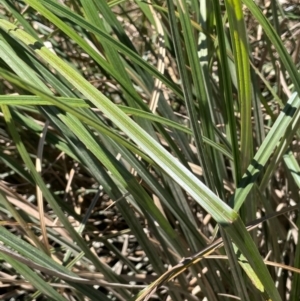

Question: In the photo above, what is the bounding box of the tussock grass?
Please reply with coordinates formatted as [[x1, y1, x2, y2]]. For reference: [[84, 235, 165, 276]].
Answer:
[[0, 0, 299, 300]]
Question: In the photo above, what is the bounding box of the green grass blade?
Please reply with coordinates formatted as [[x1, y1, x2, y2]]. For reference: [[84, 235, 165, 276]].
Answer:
[[212, 0, 240, 182], [225, 0, 252, 175]]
